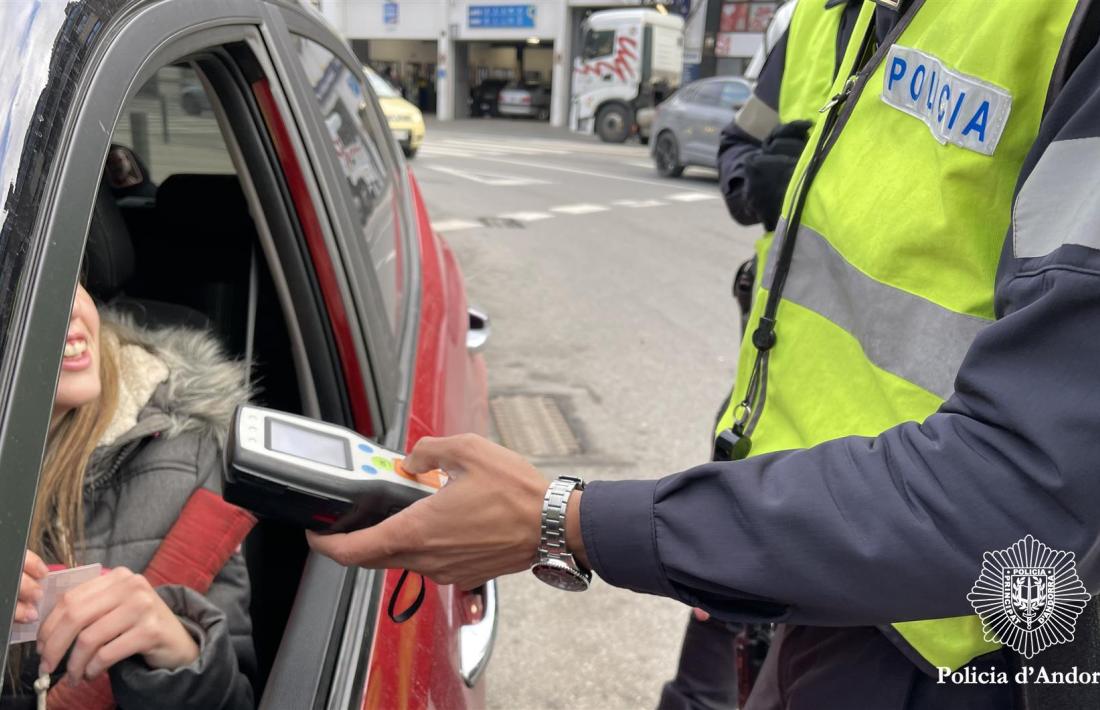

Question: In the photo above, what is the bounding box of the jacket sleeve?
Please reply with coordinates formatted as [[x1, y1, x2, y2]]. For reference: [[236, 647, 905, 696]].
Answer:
[[110, 433, 256, 709], [582, 42, 1100, 628], [718, 29, 786, 225]]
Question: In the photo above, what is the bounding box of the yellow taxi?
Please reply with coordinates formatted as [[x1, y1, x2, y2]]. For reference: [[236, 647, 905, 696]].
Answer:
[[365, 66, 425, 158]]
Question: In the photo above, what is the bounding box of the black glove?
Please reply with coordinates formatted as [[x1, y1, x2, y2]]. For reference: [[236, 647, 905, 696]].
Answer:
[[743, 120, 813, 231]]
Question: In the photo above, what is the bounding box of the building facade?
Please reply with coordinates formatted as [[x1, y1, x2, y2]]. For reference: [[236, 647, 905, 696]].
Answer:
[[315, 0, 778, 126]]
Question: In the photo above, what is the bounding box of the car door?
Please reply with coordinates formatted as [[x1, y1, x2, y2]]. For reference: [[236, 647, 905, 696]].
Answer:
[[264, 5, 492, 709], [682, 81, 725, 162], [0, 2, 405, 706]]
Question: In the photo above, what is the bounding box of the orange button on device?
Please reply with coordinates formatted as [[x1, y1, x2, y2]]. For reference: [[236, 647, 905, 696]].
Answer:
[[394, 459, 446, 489]]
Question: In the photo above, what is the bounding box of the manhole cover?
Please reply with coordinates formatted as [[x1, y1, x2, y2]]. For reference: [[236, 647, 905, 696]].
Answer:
[[490, 394, 582, 457], [479, 217, 526, 229]]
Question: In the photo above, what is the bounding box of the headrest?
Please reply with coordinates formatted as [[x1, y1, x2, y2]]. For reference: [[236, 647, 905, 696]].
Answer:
[[85, 180, 136, 300], [154, 174, 254, 281]]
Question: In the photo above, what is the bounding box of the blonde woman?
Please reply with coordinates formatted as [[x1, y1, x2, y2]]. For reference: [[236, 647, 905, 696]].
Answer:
[[5, 284, 255, 709]]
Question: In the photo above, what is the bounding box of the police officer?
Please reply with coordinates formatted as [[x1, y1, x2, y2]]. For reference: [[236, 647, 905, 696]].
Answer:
[[662, 1, 866, 707], [310, 0, 1100, 706]]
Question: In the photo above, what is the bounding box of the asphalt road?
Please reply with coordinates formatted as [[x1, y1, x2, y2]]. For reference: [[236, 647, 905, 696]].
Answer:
[[412, 118, 761, 709]]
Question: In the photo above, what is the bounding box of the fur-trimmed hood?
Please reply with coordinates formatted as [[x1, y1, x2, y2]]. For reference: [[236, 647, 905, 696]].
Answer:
[[84, 313, 251, 488]]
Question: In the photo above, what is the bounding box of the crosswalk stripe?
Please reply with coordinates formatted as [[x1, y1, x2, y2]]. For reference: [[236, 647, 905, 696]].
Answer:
[[444, 138, 569, 155], [668, 192, 719, 202], [499, 211, 554, 222], [612, 199, 666, 208], [431, 218, 482, 232], [549, 203, 610, 215], [419, 146, 479, 158]]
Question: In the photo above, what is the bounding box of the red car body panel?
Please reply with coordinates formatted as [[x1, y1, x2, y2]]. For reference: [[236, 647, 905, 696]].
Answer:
[[256, 74, 488, 708], [362, 171, 489, 710]]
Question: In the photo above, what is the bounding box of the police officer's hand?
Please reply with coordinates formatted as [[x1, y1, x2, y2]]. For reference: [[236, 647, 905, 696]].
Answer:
[[307, 434, 564, 591], [762, 120, 812, 158], [744, 120, 813, 231]]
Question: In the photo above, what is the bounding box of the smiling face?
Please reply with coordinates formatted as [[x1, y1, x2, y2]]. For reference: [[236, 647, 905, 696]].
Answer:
[[54, 284, 102, 419]]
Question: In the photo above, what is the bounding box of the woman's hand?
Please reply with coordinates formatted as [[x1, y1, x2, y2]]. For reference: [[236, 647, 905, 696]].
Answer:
[[36, 567, 199, 685], [15, 550, 48, 624]]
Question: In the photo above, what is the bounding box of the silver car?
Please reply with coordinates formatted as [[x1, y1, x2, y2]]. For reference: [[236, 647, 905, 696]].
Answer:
[[498, 82, 552, 121], [650, 77, 753, 177]]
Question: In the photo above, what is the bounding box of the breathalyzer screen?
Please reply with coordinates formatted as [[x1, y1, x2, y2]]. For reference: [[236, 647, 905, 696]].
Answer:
[[267, 418, 351, 470]]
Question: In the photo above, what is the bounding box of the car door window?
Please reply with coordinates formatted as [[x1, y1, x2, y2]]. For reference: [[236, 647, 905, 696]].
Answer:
[[675, 85, 699, 104], [112, 66, 234, 184], [693, 82, 724, 107], [291, 36, 406, 341], [719, 81, 751, 110]]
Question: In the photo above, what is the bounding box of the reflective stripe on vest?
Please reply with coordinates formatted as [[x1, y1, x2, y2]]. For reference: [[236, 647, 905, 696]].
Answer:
[[718, 0, 1079, 673]]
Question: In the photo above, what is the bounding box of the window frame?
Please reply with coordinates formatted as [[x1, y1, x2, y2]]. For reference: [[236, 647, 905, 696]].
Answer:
[[271, 6, 420, 442], [0, 4, 377, 703]]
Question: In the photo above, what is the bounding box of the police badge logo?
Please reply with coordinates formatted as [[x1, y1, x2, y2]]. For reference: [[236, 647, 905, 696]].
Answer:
[[968, 535, 1090, 658]]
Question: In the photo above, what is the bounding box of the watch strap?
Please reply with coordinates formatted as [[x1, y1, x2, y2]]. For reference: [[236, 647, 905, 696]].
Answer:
[[538, 476, 585, 564]]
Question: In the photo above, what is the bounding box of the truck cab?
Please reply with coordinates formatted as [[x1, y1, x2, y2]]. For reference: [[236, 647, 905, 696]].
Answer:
[[570, 9, 684, 143]]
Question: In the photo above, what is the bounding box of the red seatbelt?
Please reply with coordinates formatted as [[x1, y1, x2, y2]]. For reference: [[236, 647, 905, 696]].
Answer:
[[47, 489, 256, 709]]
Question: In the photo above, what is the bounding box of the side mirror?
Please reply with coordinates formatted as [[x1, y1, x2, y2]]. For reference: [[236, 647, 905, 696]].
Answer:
[[105, 145, 147, 190]]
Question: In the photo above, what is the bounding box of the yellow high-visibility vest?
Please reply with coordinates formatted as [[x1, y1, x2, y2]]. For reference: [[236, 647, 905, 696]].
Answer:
[[718, 0, 1079, 672]]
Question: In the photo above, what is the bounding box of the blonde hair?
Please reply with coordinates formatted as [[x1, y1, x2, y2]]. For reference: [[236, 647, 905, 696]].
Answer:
[[31, 323, 121, 567], [6, 324, 121, 689]]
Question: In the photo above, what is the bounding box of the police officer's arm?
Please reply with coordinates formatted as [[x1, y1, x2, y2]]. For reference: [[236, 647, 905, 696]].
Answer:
[[581, 47, 1100, 627], [306, 47, 1100, 623], [718, 30, 787, 225]]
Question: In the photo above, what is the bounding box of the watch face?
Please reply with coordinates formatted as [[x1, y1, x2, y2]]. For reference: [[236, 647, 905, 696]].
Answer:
[[531, 560, 590, 592]]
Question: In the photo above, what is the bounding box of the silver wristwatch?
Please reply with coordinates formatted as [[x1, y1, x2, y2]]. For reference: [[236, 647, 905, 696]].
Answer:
[[531, 476, 592, 592]]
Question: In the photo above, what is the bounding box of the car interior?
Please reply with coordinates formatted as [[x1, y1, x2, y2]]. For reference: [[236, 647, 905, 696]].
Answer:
[[82, 59, 322, 696]]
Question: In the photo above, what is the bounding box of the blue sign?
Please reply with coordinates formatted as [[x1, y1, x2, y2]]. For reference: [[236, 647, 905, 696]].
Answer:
[[468, 4, 536, 29], [383, 2, 398, 26]]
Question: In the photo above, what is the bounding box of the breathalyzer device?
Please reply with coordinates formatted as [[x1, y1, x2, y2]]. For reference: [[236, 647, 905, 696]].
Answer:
[[223, 404, 445, 533]]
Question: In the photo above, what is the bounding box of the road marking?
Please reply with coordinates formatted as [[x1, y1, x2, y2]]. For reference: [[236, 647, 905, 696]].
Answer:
[[549, 203, 609, 215], [459, 155, 711, 192], [624, 160, 655, 169], [424, 165, 551, 186], [613, 199, 666, 208], [431, 219, 482, 232], [419, 146, 478, 158], [425, 134, 652, 158], [499, 211, 554, 222], [446, 138, 569, 155], [668, 192, 719, 202]]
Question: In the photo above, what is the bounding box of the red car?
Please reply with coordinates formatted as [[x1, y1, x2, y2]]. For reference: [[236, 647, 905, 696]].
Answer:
[[0, 0, 493, 707]]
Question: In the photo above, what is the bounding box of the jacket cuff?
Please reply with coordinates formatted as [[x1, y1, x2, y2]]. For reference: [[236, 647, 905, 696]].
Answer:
[[581, 479, 677, 599], [109, 585, 249, 709]]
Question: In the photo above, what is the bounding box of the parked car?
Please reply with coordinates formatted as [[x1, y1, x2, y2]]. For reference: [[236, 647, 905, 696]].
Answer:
[[498, 82, 552, 121], [180, 80, 212, 115], [364, 65, 425, 158], [636, 106, 655, 144], [469, 78, 509, 117], [650, 77, 753, 177], [0, 1, 493, 708]]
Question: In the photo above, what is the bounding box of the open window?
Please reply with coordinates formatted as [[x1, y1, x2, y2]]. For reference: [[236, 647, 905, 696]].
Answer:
[[81, 36, 380, 705]]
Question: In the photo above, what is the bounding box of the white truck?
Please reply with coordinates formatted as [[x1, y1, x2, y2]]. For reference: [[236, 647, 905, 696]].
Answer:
[[570, 8, 684, 143]]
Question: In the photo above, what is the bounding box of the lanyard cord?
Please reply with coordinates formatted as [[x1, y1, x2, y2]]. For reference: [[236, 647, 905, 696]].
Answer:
[[730, 17, 880, 445], [387, 569, 426, 623]]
